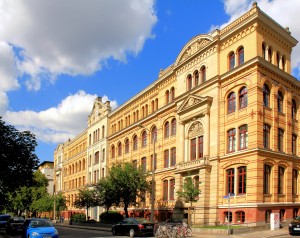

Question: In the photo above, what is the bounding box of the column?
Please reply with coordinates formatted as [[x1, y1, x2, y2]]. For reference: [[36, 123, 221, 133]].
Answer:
[[204, 113, 210, 157]]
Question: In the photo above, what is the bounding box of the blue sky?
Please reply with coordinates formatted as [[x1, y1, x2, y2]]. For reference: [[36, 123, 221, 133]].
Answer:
[[1, 0, 300, 163]]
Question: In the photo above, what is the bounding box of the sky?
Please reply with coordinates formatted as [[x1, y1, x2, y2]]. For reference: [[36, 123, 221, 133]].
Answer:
[[1, 0, 300, 163]]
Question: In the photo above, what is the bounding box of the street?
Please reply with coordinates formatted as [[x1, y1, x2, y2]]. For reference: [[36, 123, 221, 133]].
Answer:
[[0, 226, 295, 238]]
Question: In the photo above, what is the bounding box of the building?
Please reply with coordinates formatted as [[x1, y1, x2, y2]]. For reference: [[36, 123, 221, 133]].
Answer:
[[38, 161, 54, 194], [54, 2, 299, 225]]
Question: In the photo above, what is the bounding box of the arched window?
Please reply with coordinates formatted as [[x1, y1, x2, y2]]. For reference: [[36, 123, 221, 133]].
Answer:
[[237, 47, 244, 65], [102, 148, 105, 161], [142, 131, 147, 148], [194, 70, 199, 86], [163, 180, 168, 201], [151, 126, 157, 143], [239, 87, 247, 109], [226, 168, 235, 194], [165, 90, 170, 104], [171, 147, 176, 166], [262, 43, 266, 59], [141, 157, 147, 172], [228, 92, 236, 113], [145, 104, 148, 116], [276, 52, 280, 67], [94, 152, 99, 164], [263, 84, 270, 107], [111, 145, 115, 159], [236, 211, 245, 223], [102, 125, 105, 138], [277, 91, 284, 113], [155, 98, 158, 111], [125, 139, 129, 154], [142, 106, 145, 118], [133, 135, 138, 150], [170, 179, 175, 200], [200, 66, 206, 82], [164, 121, 170, 138], [282, 56, 286, 71], [228, 51, 235, 70], [170, 87, 175, 102], [263, 124, 271, 149], [278, 128, 284, 152], [292, 99, 297, 119], [238, 166, 247, 194], [117, 142, 122, 156], [164, 150, 169, 168], [227, 129, 236, 153], [171, 118, 176, 136], [187, 74, 192, 90], [268, 47, 272, 63], [239, 125, 248, 150], [151, 100, 155, 113]]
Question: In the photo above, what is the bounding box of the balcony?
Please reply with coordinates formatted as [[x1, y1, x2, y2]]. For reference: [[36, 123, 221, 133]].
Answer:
[[175, 157, 210, 173]]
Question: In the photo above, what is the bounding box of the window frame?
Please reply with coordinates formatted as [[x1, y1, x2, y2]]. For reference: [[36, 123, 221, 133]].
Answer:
[[277, 91, 284, 113], [278, 166, 285, 195], [239, 125, 248, 150], [228, 92, 236, 113], [238, 166, 247, 194], [142, 131, 147, 148], [228, 51, 235, 70], [227, 128, 236, 153], [239, 87, 247, 109], [263, 84, 270, 107], [237, 47, 244, 65], [226, 168, 235, 195]]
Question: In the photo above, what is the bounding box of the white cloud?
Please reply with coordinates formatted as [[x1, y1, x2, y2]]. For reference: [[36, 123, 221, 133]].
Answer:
[[221, 0, 300, 74], [0, 0, 157, 91], [3, 91, 118, 143]]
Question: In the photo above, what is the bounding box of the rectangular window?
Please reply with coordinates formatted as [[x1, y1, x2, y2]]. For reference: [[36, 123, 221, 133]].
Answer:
[[278, 166, 284, 194], [198, 136, 203, 158], [190, 138, 196, 160], [263, 124, 270, 149], [170, 179, 175, 200], [226, 168, 235, 194], [171, 148, 176, 166], [263, 164, 271, 194], [292, 134, 297, 155], [164, 150, 169, 168], [293, 169, 298, 195], [228, 129, 236, 153], [278, 129, 284, 152], [238, 166, 246, 194], [163, 180, 168, 201], [141, 157, 146, 172]]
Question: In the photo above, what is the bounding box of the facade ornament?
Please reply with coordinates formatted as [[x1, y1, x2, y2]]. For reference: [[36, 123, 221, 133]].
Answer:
[[189, 121, 204, 138]]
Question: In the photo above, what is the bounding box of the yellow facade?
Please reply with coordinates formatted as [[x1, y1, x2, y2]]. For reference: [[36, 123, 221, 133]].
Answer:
[[54, 3, 300, 225]]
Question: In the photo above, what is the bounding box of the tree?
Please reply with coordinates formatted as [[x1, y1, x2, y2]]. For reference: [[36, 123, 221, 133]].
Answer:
[[0, 117, 39, 210], [105, 162, 150, 218], [177, 176, 201, 207], [95, 177, 117, 213], [5, 171, 49, 216], [73, 187, 98, 220], [177, 176, 201, 226]]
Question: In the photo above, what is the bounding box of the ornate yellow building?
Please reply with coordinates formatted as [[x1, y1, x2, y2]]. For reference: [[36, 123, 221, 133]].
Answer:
[[54, 3, 300, 225]]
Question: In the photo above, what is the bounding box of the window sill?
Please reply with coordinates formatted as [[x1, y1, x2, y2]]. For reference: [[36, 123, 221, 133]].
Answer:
[[263, 194, 272, 197]]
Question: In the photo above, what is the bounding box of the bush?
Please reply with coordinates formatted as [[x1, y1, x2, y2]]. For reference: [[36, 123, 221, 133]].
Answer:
[[71, 213, 86, 222], [99, 211, 123, 223]]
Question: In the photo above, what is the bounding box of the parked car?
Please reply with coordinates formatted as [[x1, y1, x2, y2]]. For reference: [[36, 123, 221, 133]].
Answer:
[[21, 218, 58, 238], [0, 214, 11, 230], [289, 215, 300, 235], [6, 216, 24, 234], [112, 217, 155, 237]]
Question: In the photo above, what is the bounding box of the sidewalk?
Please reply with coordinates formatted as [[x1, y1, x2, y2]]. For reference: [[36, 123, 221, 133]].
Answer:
[[54, 222, 289, 238], [192, 227, 288, 238]]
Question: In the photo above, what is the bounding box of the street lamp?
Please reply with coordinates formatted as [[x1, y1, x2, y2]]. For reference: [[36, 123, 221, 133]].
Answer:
[[138, 124, 155, 222]]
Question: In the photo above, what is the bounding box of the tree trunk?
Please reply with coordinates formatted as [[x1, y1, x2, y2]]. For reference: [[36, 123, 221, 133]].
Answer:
[[124, 204, 129, 218]]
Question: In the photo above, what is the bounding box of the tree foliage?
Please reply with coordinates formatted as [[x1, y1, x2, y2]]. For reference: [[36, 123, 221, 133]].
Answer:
[[97, 162, 150, 218], [6, 171, 50, 216], [177, 176, 201, 207], [73, 187, 98, 219], [0, 117, 39, 209]]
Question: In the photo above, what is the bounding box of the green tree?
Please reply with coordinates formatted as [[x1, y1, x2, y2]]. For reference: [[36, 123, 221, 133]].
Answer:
[[95, 176, 117, 213], [177, 176, 201, 207], [54, 192, 67, 215], [0, 117, 39, 210], [6, 170, 49, 216], [106, 162, 150, 218], [73, 187, 98, 220]]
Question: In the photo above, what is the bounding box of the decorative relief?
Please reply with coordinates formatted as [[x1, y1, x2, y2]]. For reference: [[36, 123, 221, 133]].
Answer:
[[183, 97, 202, 110], [188, 122, 204, 138], [178, 39, 210, 64]]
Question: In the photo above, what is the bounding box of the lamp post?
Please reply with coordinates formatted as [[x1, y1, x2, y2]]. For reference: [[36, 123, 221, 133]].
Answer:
[[138, 124, 155, 222]]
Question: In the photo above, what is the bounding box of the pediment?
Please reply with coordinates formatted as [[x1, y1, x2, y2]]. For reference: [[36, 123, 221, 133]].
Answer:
[[88, 97, 111, 125], [177, 94, 212, 115], [174, 34, 213, 66]]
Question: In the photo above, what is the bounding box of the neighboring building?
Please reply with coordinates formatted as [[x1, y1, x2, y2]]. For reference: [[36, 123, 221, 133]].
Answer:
[[38, 161, 54, 194], [54, 3, 300, 225]]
